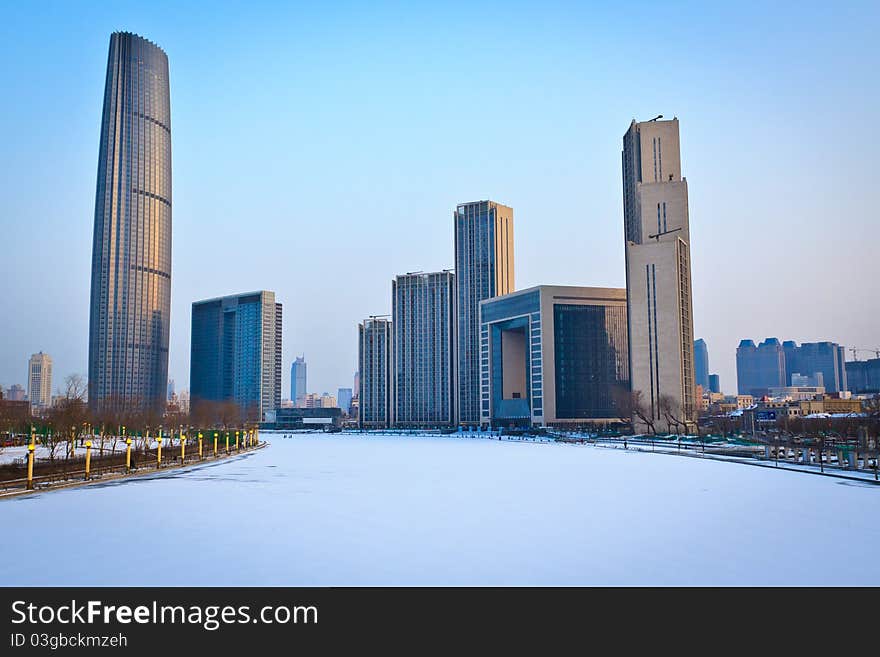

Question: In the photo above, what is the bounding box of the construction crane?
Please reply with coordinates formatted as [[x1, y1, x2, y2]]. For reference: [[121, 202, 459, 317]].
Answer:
[[849, 347, 880, 361]]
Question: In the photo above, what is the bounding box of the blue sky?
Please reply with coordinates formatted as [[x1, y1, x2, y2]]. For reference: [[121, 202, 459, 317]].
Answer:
[[1, 0, 878, 397]]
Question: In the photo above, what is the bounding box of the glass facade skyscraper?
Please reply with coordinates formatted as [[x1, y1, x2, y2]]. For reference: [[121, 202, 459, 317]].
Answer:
[[693, 338, 710, 390], [291, 356, 307, 402], [736, 338, 785, 396], [88, 32, 172, 414], [190, 291, 282, 421], [392, 272, 456, 427], [454, 200, 514, 426]]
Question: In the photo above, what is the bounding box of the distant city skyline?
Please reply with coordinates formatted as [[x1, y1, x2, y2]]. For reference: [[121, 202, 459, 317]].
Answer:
[[2, 3, 878, 398]]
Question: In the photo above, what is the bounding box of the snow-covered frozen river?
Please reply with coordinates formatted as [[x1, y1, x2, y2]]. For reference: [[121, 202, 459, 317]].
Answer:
[[2, 433, 879, 586]]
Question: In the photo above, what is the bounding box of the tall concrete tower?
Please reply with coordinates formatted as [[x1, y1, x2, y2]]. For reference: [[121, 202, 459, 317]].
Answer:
[[622, 117, 696, 430]]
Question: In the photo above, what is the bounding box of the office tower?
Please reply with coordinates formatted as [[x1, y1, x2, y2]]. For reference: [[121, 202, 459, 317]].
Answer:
[[6, 384, 26, 402], [290, 356, 307, 403], [358, 317, 392, 428], [480, 286, 629, 428], [736, 338, 785, 396], [337, 387, 353, 414], [88, 32, 172, 414], [167, 380, 175, 401], [27, 352, 53, 413], [693, 339, 710, 390], [622, 117, 696, 429], [708, 374, 721, 394], [393, 271, 456, 427], [783, 341, 848, 393], [454, 200, 514, 426], [846, 358, 880, 394], [190, 291, 282, 421]]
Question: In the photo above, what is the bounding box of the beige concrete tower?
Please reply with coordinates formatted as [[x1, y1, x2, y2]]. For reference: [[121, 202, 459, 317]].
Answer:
[[27, 352, 53, 414], [622, 117, 696, 430]]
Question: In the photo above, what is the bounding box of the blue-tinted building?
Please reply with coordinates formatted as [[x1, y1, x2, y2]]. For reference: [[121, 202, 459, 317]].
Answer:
[[694, 339, 710, 390], [708, 373, 721, 394], [290, 356, 307, 403], [846, 358, 880, 394], [479, 286, 629, 428], [89, 32, 172, 414], [736, 338, 786, 396], [337, 387, 353, 414], [454, 201, 514, 426], [190, 291, 282, 422], [783, 341, 847, 393], [392, 271, 456, 427]]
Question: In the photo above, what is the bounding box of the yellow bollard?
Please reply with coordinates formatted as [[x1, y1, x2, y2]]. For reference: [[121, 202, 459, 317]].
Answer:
[[85, 441, 92, 480], [235, 431, 240, 451], [213, 432, 218, 457], [225, 432, 229, 454], [198, 433, 203, 460], [180, 435, 186, 462], [26, 443, 35, 490], [157, 436, 163, 469], [125, 438, 132, 473]]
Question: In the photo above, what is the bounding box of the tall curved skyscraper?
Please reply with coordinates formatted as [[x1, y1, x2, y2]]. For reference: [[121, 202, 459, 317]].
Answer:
[[88, 32, 172, 414]]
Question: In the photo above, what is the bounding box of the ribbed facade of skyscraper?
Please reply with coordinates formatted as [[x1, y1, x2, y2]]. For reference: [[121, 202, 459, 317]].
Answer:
[[454, 200, 514, 426], [88, 32, 172, 413], [393, 271, 456, 427]]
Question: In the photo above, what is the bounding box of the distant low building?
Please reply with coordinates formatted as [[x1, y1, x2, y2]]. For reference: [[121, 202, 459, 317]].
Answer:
[[262, 407, 342, 430], [767, 385, 825, 401]]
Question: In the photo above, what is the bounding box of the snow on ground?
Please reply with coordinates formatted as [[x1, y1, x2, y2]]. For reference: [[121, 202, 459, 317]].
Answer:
[[1, 432, 878, 586]]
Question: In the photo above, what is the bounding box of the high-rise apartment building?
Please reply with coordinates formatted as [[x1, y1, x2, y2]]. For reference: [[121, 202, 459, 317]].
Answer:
[[88, 32, 172, 414], [358, 317, 392, 428], [454, 200, 514, 426], [27, 352, 53, 414], [291, 356, 307, 403], [622, 117, 696, 429], [190, 291, 282, 421], [393, 271, 456, 427], [693, 339, 710, 390]]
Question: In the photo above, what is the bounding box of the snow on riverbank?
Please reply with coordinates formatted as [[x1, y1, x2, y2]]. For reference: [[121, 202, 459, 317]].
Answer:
[[1, 432, 878, 586]]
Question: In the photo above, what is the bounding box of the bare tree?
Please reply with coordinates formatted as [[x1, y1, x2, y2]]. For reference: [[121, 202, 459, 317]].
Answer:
[[659, 394, 685, 436], [629, 389, 657, 435]]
